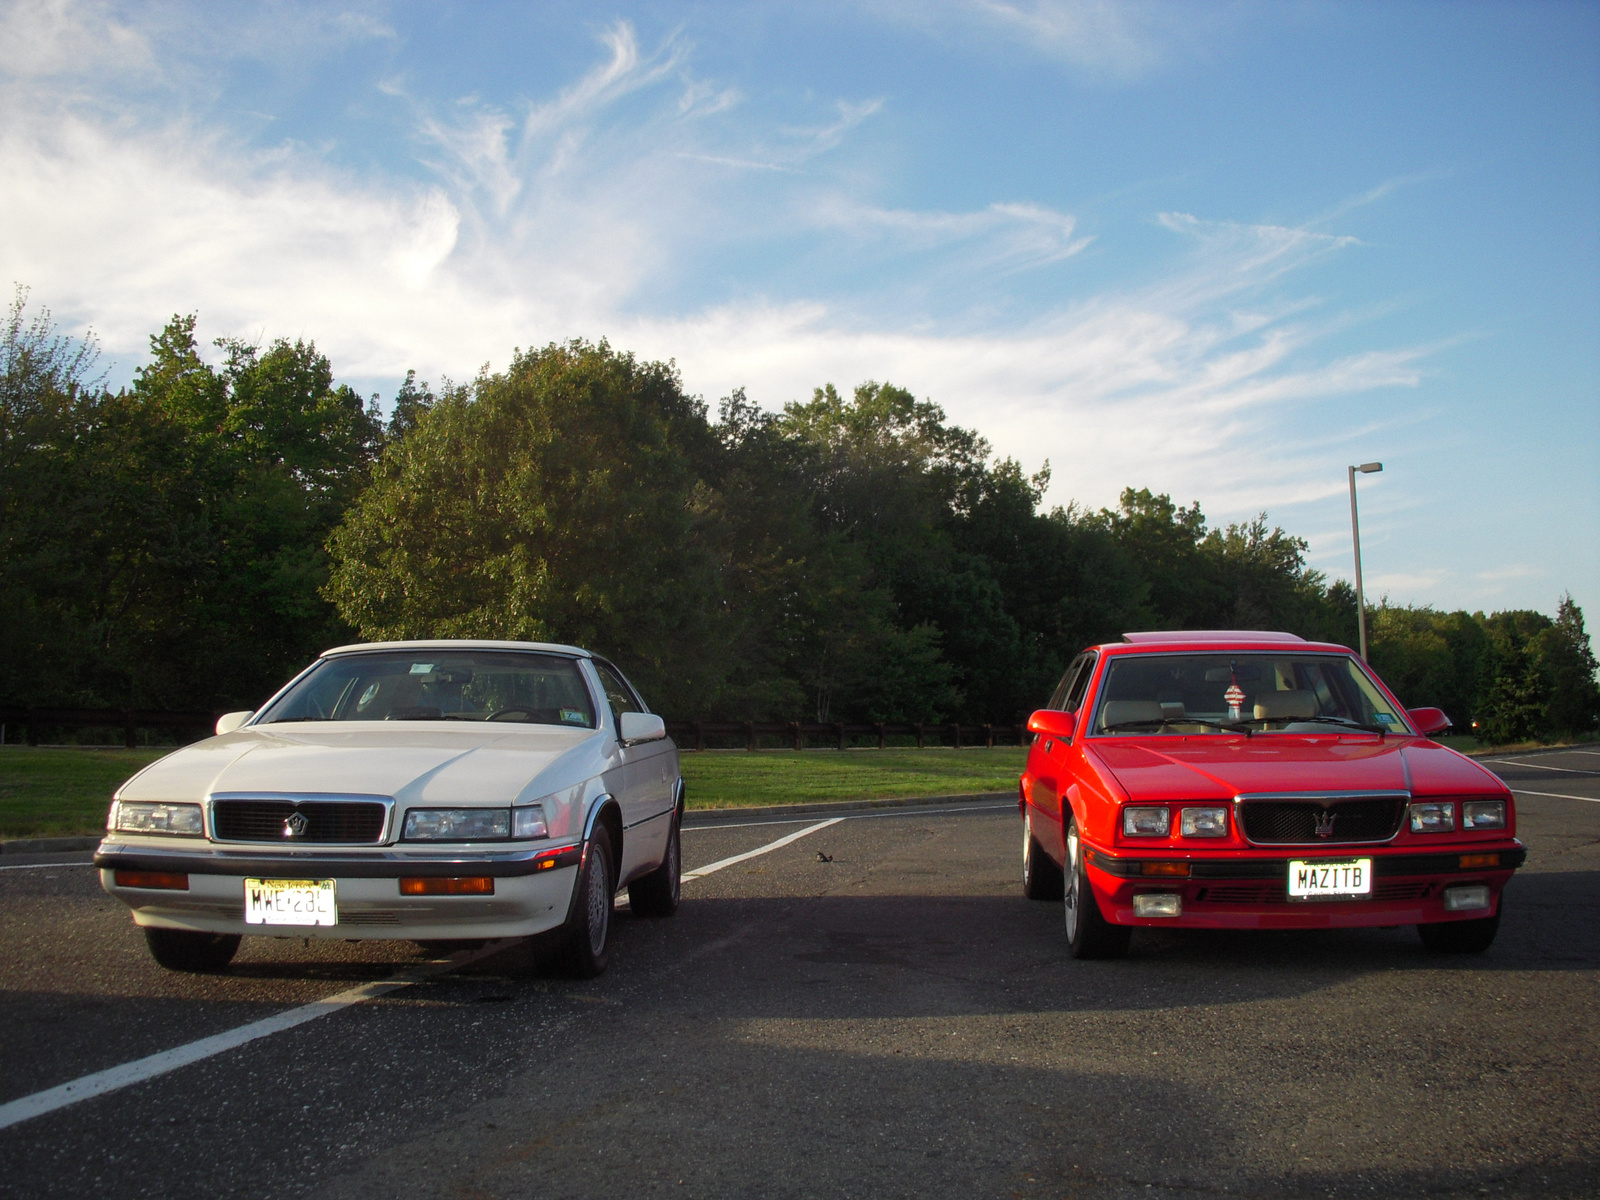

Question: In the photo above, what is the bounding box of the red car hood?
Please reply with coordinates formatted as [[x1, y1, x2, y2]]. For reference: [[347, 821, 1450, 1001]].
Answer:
[[1082, 736, 1507, 801]]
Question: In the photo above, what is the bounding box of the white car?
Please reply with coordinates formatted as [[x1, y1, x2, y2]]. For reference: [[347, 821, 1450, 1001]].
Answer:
[[95, 641, 682, 977]]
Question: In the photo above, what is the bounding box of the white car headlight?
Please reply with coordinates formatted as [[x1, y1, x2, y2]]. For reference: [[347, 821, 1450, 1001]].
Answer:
[[1179, 806, 1228, 837], [1462, 800, 1505, 830], [402, 808, 512, 841], [1409, 801, 1456, 834], [111, 801, 204, 836], [1123, 806, 1170, 837]]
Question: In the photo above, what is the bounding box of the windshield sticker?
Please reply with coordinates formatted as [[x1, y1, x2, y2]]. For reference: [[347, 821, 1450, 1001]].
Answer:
[[409, 663, 434, 675], [560, 709, 586, 724]]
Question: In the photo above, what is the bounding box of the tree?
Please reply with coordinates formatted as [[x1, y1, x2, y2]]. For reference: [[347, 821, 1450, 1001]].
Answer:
[[1533, 595, 1600, 736], [326, 340, 724, 716]]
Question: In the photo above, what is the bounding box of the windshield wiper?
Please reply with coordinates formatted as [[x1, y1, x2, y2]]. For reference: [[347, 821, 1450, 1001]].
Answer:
[[1101, 718, 1252, 736], [1284, 715, 1389, 736], [264, 716, 332, 723]]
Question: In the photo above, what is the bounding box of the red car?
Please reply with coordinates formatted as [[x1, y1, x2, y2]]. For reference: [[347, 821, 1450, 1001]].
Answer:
[[1019, 631, 1523, 958]]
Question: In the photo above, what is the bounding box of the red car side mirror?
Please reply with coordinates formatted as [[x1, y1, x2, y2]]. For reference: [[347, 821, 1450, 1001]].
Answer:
[[1027, 709, 1076, 740], [1407, 707, 1451, 736]]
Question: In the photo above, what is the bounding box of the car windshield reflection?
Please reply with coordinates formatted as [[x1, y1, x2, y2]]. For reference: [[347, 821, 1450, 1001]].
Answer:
[[256, 651, 597, 728], [1089, 652, 1408, 736]]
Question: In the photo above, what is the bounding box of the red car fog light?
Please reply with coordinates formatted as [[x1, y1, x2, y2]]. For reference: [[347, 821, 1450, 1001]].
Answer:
[[113, 870, 189, 890], [1133, 893, 1182, 918], [1123, 806, 1171, 837], [399, 876, 495, 896], [1140, 861, 1191, 878], [1443, 885, 1491, 912]]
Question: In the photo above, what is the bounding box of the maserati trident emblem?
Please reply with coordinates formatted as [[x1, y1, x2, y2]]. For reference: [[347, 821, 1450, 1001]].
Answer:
[[1313, 809, 1337, 839], [283, 811, 310, 839]]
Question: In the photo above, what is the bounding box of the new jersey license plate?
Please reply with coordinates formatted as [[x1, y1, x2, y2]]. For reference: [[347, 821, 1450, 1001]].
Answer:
[[244, 878, 337, 926], [1288, 858, 1372, 899]]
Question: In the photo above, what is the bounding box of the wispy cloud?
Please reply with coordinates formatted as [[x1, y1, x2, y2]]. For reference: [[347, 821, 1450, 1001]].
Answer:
[[871, 0, 1182, 80], [0, 9, 1433, 564]]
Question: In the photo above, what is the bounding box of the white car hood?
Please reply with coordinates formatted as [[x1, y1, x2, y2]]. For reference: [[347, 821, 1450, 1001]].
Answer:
[[117, 723, 601, 807]]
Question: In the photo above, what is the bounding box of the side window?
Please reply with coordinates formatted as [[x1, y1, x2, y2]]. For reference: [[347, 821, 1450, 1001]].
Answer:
[[593, 660, 644, 727], [1063, 652, 1098, 713]]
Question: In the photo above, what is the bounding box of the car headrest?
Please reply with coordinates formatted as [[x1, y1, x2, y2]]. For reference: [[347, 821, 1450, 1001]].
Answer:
[[1253, 690, 1316, 721], [1100, 700, 1166, 728]]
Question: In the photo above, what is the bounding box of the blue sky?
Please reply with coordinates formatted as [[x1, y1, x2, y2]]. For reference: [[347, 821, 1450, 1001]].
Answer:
[[2, 0, 1596, 621]]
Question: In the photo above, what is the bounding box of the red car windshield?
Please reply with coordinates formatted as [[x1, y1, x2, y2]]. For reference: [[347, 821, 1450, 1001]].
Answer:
[[1088, 652, 1409, 736]]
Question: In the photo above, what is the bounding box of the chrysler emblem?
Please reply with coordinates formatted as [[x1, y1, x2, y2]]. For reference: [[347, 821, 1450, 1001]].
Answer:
[[283, 811, 310, 838], [1313, 809, 1337, 839]]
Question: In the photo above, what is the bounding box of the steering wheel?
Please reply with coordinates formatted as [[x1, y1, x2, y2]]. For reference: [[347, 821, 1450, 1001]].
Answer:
[[486, 706, 540, 722]]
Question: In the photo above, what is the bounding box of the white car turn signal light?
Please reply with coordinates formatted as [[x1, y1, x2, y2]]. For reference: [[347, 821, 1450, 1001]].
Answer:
[[1462, 800, 1505, 830], [1123, 806, 1170, 837], [1409, 801, 1455, 834], [512, 804, 548, 839], [1180, 806, 1228, 837]]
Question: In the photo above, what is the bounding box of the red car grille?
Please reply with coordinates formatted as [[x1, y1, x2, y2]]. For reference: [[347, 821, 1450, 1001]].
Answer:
[[1238, 797, 1405, 844], [1198, 879, 1434, 904], [212, 800, 387, 844]]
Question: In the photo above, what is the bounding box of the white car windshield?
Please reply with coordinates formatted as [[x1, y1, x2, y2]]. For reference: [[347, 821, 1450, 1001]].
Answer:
[[257, 650, 598, 727], [1089, 652, 1409, 736]]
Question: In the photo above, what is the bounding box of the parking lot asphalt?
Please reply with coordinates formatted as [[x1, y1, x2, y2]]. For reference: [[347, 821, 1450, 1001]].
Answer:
[[1, 749, 1597, 1199]]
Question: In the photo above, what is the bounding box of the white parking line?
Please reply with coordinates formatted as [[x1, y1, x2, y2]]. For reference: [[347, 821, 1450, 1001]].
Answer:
[[0, 941, 508, 1133], [1512, 788, 1600, 804], [0, 807, 969, 1129], [684, 801, 1013, 832], [1485, 759, 1600, 776], [682, 817, 843, 880]]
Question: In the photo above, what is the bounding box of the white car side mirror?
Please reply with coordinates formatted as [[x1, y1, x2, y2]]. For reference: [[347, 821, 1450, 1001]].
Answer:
[[216, 711, 255, 736], [618, 712, 666, 744]]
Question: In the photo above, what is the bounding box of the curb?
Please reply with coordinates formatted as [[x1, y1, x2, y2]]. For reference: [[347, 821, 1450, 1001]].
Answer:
[[683, 791, 1015, 826], [0, 835, 101, 855]]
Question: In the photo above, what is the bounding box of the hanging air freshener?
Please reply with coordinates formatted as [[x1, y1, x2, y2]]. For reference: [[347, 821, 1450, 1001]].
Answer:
[[1224, 679, 1245, 721]]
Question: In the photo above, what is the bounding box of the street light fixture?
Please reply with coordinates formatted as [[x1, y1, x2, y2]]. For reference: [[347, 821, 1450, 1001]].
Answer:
[[1348, 461, 1383, 660]]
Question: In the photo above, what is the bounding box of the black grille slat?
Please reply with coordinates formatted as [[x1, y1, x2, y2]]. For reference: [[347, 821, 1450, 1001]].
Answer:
[[1240, 798, 1404, 845], [213, 800, 386, 844]]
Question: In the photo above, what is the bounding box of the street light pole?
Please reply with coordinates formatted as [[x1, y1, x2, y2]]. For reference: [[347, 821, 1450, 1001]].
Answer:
[[1348, 462, 1383, 660]]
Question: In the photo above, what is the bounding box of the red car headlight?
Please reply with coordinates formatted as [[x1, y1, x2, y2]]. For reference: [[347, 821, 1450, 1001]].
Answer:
[[1123, 806, 1170, 836], [1409, 801, 1455, 834], [1462, 800, 1505, 830], [1179, 806, 1228, 837]]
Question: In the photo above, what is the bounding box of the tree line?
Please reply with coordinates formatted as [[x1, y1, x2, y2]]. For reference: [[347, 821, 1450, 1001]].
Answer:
[[2, 291, 1595, 740]]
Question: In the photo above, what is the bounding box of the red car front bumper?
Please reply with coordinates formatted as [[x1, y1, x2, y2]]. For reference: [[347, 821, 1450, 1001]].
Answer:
[[1082, 843, 1525, 930]]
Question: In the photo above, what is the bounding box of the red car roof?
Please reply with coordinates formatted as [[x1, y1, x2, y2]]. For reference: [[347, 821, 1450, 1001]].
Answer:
[[1097, 630, 1354, 654]]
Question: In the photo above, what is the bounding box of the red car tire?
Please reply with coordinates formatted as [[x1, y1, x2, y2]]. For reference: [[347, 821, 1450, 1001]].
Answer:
[[1064, 815, 1131, 960]]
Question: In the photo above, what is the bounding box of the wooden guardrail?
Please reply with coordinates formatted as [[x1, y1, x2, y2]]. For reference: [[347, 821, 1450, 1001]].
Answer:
[[0, 706, 220, 748], [663, 720, 1025, 751]]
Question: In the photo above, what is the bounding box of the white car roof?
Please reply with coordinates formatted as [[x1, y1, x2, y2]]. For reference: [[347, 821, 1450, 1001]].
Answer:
[[320, 639, 593, 658]]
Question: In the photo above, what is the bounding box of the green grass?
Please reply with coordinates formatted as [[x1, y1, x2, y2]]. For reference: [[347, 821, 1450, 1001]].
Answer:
[[0, 744, 1026, 838], [0, 746, 167, 840], [681, 747, 1025, 809]]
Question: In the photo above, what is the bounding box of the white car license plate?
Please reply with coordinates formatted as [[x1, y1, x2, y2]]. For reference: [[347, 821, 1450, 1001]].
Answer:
[[244, 878, 338, 926], [1288, 859, 1372, 899]]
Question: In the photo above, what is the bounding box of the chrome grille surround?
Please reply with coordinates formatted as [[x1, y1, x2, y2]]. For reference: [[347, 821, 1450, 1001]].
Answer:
[[1233, 791, 1409, 847], [207, 793, 395, 845]]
